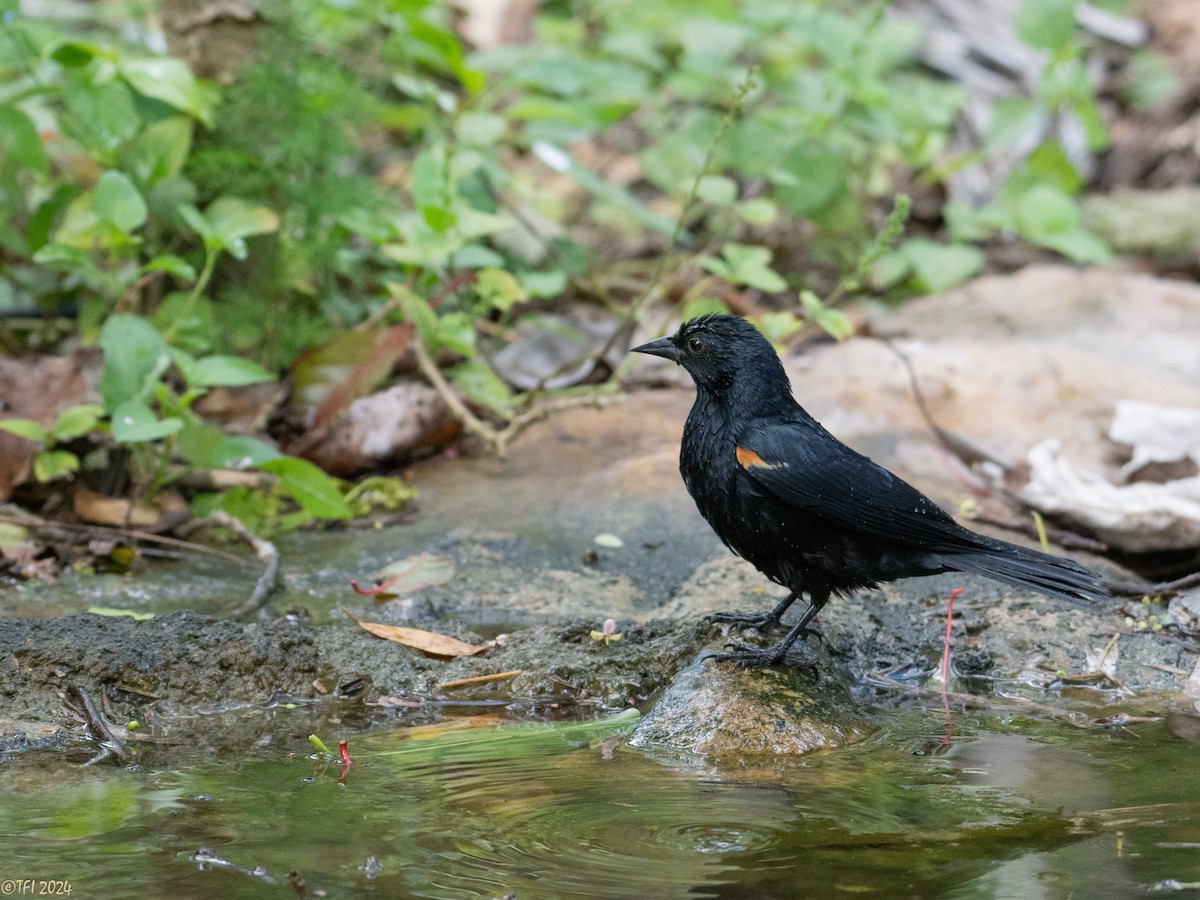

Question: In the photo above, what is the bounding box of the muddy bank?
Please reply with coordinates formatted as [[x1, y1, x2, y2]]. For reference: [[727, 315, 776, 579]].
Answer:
[[2, 569, 1193, 764], [0, 611, 708, 762]]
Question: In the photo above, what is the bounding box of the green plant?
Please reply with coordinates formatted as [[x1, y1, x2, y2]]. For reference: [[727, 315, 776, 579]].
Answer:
[[932, 0, 1115, 267], [98, 312, 351, 519], [0, 403, 105, 482], [0, 0, 1145, 501]]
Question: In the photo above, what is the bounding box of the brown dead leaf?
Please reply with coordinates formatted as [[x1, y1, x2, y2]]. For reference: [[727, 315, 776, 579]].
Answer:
[[289, 378, 457, 477], [0, 543, 58, 583], [73, 486, 189, 531], [343, 607, 488, 657]]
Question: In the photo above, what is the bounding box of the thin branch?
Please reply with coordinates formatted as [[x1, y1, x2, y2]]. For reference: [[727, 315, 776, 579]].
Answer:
[[67, 684, 131, 766], [412, 335, 504, 453], [180, 512, 280, 620]]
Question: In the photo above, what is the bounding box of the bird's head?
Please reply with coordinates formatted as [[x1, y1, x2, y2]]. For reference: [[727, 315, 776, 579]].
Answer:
[[630, 314, 791, 398]]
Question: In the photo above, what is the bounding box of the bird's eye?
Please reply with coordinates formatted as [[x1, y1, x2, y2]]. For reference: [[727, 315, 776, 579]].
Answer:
[[687, 337, 703, 352]]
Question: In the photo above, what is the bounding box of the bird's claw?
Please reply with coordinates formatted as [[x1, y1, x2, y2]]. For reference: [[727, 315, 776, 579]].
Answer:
[[708, 640, 786, 669], [706, 610, 785, 632], [702, 636, 821, 670]]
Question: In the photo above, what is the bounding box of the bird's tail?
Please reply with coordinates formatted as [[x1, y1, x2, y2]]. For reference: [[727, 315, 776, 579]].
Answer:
[[947, 542, 1109, 607]]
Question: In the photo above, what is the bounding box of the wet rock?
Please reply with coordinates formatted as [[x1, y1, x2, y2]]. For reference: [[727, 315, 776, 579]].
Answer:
[[630, 655, 871, 756], [657, 553, 1195, 696]]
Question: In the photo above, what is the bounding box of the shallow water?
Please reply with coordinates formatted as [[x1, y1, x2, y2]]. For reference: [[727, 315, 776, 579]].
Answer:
[[2, 704, 1197, 898]]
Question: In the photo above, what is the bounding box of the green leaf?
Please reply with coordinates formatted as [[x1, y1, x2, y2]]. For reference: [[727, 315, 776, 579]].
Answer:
[[410, 145, 447, 211], [177, 203, 214, 242], [100, 314, 170, 410], [451, 245, 504, 269], [0, 104, 49, 176], [702, 244, 787, 293], [421, 204, 457, 232], [735, 198, 778, 225], [393, 285, 438, 346], [258, 457, 352, 520], [434, 311, 476, 357], [698, 255, 731, 280], [142, 254, 197, 282], [449, 360, 513, 418], [1015, 184, 1079, 238], [696, 175, 738, 207], [797, 292, 854, 341], [49, 40, 108, 67], [0, 522, 29, 549], [519, 270, 567, 299], [1038, 227, 1114, 264], [774, 144, 846, 217], [28, 184, 81, 252], [188, 355, 274, 388], [94, 171, 148, 233], [52, 404, 105, 441], [213, 435, 282, 469], [87, 607, 155, 620], [0, 419, 48, 443], [127, 116, 193, 185], [204, 197, 280, 260], [34, 449, 79, 482], [62, 78, 138, 156], [34, 449, 80, 482], [474, 268, 526, 312], [120, 57, 218, 125], [456, 111, 506, 146], [535, 141, 680, 239], [175, 418, 224, 468], [109, 400, 183, 443], [901, 240, 984, 293], [1024, 142, 1083, 195], [1016, 0, 1077, 52], [678, 296, 729, 322], [986, 97, 1042, 154], [871, 251, 911, 289], [760, 310, 805, 344], [153, 292, 213, 354], [1122, 50, 1179, 110], [167, 346, 201, 389]]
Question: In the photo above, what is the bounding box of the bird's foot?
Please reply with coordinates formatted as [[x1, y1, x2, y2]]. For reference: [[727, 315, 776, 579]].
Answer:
[[704, 637, 820, 670], [700, 628, 825, 672], [706, 609, 786, 632], [708, 640, 786, 668]]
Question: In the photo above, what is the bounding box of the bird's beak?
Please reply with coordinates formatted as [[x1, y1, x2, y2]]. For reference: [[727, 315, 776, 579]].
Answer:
[[630, 335, 680, 362]]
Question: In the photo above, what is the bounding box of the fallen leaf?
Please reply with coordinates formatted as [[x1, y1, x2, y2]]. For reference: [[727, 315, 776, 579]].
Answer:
[[351, 551, 454, 598], [291, 325, 414, 430], [87, 607, 155, 620], [73, 485, 188, 531], [344, 607, 487, 657]]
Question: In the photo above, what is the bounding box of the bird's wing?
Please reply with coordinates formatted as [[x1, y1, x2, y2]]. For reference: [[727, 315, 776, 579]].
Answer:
[[735, 418, 980, 551]]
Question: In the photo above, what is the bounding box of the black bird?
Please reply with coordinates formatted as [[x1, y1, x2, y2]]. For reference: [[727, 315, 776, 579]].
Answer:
[[632, 314, 1108, 668]]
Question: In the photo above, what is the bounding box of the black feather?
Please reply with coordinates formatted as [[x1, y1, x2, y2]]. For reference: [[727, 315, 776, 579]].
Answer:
[[631, 314, 1109, 667]]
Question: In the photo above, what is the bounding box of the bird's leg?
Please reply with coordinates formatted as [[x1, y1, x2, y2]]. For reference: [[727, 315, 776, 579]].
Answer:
[[707, 591, 798, 632], [713, 592, 830, 669]]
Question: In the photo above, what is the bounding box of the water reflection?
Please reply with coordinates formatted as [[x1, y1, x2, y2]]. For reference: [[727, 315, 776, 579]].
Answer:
[[1, 710, 1198, 898]]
